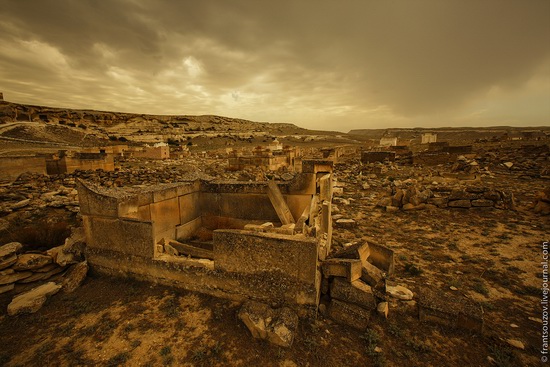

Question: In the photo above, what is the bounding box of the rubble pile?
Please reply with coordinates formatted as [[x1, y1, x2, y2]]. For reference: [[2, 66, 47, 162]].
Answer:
[[0, 228, 88, 315], [376, 181, 515, 211]]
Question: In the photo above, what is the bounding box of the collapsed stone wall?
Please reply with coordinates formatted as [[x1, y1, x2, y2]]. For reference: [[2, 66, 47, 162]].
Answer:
[[0, 156, 47, 183], [377, 182, 515, 211]]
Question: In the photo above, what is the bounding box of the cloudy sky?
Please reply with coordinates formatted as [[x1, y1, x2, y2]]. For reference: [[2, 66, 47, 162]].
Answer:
[[0, 0, 548, 132]]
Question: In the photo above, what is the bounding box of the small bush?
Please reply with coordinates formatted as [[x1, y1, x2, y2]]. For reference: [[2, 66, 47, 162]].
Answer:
[[404, 263, 423, 276]]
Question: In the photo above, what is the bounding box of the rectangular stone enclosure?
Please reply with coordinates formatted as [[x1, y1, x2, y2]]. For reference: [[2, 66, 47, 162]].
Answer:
[[78, 160, 334, 315]]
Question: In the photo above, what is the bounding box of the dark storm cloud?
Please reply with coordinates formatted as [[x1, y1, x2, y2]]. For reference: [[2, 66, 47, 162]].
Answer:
[[0, 0, 548, 130]]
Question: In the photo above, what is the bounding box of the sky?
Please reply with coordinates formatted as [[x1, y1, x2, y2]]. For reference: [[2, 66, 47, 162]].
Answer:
[[0, 0, 549, 132]]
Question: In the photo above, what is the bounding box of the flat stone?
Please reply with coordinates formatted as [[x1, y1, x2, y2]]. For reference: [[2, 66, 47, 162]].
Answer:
[[0, 242, 22, 260], [0, 253, 17, 270], [62, 261, 88, 293], [238, 300, 298, 348], [448, 200, 472, 208], [0, 269, 33, 285], [7, 282, 62, 316], [386, 284, 414, 300], [505, 339, 524, 350], [12, 254, 53, 271], [471, 199, 494, 207], [11, 199, 31, 209], [18, 266, 65, 284], [335, 219, 356, 228], [0, 283, 14, 294]]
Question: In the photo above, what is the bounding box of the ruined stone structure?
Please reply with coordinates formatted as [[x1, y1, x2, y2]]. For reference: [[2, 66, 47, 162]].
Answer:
[[379, 137, 398, 147], [361, 151, 396, 163], [129, 143, 170, 160], [78, 160, 334, 316], [46, 150, 115, 175], [227, 145, 299, 171], [421, 133, 437, 144], [0, 156, 47, 182]]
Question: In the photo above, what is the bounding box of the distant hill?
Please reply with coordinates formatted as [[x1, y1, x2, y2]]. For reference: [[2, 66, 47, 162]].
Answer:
[[348, 126, 550, 143]]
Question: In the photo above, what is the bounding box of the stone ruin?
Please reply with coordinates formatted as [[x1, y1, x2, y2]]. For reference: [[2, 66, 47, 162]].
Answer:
[[227, 143, 299, 171], [78, 160, 333, 318], [74, 158, 485, 346]]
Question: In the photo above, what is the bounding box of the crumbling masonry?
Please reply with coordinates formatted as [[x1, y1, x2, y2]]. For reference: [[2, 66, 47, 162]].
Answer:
[[78, 160, 334, 316]]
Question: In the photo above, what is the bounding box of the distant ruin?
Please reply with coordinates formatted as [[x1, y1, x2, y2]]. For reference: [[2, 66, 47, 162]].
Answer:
[[228, 141, 299, 171]]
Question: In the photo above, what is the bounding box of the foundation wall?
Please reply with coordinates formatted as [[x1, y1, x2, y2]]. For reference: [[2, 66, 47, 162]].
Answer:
[[78, 161, 332, 313], [0, 156, 47, 182]]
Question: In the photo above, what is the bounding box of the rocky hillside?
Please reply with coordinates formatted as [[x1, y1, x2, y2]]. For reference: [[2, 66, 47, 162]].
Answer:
[[0, 99, 325, 145]]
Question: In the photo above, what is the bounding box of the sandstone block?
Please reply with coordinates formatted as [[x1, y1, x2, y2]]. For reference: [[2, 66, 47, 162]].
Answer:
[[367, 242, 395, 275], [331, 242, 370, 267], [17, 266, 65, 284], [361, 262, 385, 288], [322, 259, 362, 282], [328, 299, 370, 330], [330, 278, 376, 311]]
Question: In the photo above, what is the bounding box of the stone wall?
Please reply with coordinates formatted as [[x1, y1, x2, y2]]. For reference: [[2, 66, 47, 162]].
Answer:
[[77, 160, 334, 314], [377, 183, 515, 211], [0, 156, 47, 182]]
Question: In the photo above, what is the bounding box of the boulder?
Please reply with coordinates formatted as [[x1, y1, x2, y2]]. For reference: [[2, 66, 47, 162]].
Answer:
[[62, 261, 88, 293], [238, 301, 298, 348], [12, 254, 52, 271], [7, 282, 62, 316]]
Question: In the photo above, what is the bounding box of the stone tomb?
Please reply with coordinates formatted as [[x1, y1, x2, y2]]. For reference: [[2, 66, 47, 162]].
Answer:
[[78, 160, 334, 316]]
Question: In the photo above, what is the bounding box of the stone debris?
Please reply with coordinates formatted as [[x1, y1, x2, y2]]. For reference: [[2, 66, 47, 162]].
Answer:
[[12, 254, 53, 271], [238, 300, 299, 348], [61, 261, 88, 293], [7, 282, 62, 316], [505, 339, 525, 350], [377, 302, 389, 319], [386, 284, 414, 300], [322, 258, 362, 282]]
